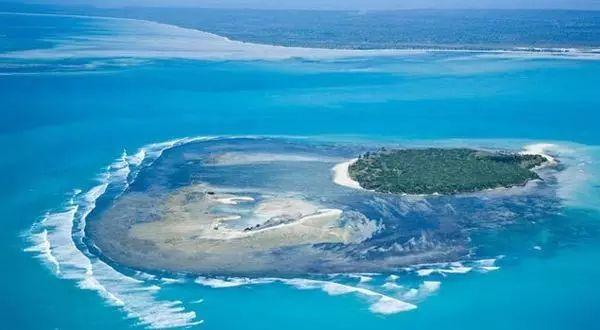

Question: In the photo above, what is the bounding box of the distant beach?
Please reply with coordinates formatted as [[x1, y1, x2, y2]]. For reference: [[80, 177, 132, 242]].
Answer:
[[332, 158, 363, 190]]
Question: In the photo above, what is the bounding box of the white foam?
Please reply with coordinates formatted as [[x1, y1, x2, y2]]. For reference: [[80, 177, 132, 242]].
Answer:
[[420, 281, 441, 293], [24, 228, 61, 274], [386, 274, 400, 281], [479, 266, 500, 272], [25, 139, 206, 328], [415, 263, 473, 277], [381, 282, 404, 290], [413, 258, 503, 277], [471, 259, 500, 272], [160, 277, 187, 284], [545, 143, 600, 211], [195, 276, 275, 288], [30, 205, 88, 281], [127, 148, 146, 167], [26, 200, 202, 328], [334, 273, 375, 283], [194, 275, 416, 314], [416, 269, 436, 277], [133, 271, 157, 281], [357, 275, 373, 283], [370, 296, 416, 314], [77, 183, 108, 234], [440, 266, 473, 274], [321, 282, 359, 295], [474, 258, 497, 267], [521, 143, 558, 167], [401, 281, 441, 301], [281, 278, 417, 314]]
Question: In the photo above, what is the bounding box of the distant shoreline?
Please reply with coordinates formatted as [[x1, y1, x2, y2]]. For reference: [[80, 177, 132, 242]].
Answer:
[[1, 11, 600, 61]]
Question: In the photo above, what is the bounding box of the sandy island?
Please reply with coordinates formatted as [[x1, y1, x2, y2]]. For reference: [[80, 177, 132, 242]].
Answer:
[[332, 144, 558, 192]]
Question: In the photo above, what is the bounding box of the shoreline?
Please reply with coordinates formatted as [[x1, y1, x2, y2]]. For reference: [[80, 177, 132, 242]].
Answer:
[[520, 143, 558, 168], [332, 158, 363, 190], [2, 12, 600, 62], [331, 144, 558, 194]]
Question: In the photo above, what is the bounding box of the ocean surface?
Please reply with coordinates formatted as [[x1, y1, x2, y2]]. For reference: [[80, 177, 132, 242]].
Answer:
[[2, 9, 600, 330]]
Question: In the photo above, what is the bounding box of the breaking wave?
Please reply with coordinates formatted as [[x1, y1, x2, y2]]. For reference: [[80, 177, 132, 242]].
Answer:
[[190, 257, 502, 316], [24, 137, 209, 329]]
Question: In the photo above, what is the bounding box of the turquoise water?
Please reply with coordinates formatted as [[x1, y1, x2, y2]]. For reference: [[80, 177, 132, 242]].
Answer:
[[2, 11, 600, 329]]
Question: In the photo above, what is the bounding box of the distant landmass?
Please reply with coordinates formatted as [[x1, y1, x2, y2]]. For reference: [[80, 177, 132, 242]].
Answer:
[[2, 4, 600, 50], [349, 148, 547, 195]]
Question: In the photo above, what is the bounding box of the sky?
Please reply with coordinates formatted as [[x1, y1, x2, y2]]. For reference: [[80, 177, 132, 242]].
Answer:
[[3, 0, 600, 10]]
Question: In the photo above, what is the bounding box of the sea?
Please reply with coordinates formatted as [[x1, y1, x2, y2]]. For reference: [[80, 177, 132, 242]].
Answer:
[[1, 7, 600, 330]]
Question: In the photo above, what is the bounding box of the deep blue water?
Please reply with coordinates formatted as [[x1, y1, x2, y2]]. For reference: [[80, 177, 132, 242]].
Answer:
[[2, 10, 600, 330], [4, 5, 600, 49], [103, 9, 600, 49]]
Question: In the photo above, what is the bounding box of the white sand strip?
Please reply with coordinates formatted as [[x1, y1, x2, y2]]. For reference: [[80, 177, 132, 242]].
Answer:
[[332, 159, 363, 190], [214, 196, 255, 205]]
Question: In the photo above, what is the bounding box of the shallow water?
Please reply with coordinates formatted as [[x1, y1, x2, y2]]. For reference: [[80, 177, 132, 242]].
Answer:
[[85, 137, 563, 276], [2, 11, 600, 330]]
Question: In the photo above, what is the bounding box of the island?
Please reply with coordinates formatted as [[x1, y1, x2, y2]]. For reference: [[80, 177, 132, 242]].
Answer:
[[348, 148, 548, 195], [83, 138, 561, 278]]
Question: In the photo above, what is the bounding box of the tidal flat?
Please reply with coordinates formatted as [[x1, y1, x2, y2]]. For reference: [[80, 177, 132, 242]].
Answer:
[[87, 137, 562, 277]]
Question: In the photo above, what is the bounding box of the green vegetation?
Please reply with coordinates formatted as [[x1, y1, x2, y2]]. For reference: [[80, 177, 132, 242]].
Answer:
[[348, 148, 547, 195]]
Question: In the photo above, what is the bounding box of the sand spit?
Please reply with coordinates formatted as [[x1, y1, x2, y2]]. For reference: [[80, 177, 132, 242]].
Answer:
[[332, 159, 363, 190]]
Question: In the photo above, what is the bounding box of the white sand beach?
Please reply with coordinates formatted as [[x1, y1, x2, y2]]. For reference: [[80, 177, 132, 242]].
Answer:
[[332, 159, 363, 189]]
